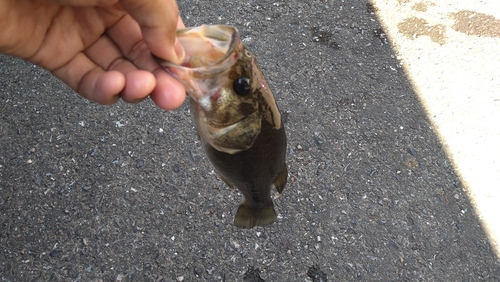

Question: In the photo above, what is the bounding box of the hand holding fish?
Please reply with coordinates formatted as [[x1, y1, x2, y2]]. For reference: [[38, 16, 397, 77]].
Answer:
[[0, 0, 186, 110]]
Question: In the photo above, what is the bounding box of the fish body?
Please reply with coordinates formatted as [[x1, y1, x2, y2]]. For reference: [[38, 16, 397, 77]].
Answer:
[[156, 25, 287, 228]]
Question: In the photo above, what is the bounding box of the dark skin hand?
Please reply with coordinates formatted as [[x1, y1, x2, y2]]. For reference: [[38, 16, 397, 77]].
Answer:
[[0, 0, 186, 110]]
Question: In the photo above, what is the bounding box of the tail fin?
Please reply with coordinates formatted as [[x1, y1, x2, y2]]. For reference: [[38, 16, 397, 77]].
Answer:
[[234, 203, 277, 229]]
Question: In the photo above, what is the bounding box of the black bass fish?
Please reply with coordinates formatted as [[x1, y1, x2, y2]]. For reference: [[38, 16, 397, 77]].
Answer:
[[156, 25, 287, 229]]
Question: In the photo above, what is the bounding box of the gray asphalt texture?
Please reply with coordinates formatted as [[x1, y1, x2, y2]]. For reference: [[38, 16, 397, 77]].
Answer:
[[1, 0, 500, 281]]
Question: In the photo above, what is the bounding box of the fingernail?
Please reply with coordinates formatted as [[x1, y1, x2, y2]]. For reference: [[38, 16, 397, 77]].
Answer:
[[174, 38, 185, 64]]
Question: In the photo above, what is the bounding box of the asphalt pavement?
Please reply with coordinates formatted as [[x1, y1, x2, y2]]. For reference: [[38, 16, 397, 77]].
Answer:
[[1, 0, 500, 281]]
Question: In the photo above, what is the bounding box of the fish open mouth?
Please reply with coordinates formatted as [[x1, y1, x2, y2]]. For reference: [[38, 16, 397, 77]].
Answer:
[[176, 25, 238, 69], [155, 25, 243, 100], [154, 25, 240, 67]]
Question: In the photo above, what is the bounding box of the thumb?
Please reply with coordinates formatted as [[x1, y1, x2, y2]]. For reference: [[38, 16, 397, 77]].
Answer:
[[119, 0, 185, 64]]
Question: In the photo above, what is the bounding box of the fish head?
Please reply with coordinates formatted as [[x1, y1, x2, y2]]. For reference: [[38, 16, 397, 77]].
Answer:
[[156, 25, 272, 154]]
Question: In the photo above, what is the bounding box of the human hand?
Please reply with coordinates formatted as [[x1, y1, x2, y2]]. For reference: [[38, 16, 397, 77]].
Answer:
[[0, 0, 186, 110]]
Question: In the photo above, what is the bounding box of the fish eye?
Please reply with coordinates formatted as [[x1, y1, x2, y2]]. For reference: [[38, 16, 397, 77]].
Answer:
[[233, 77, 252, 96]]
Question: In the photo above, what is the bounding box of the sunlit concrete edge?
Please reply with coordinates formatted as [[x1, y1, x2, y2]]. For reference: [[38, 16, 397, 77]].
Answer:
[[371, 0, 500, 260]]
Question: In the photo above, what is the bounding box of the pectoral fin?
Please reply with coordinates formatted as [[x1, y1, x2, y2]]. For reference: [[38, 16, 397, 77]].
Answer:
[[272, 164, 288, 194]]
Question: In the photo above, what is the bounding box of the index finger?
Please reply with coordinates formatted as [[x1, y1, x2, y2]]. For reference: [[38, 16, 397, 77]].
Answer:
[[119, 0, 184, 64]]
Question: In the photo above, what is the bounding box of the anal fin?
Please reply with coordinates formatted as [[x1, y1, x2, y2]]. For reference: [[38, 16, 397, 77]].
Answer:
[[272, 164, 288, 194]]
